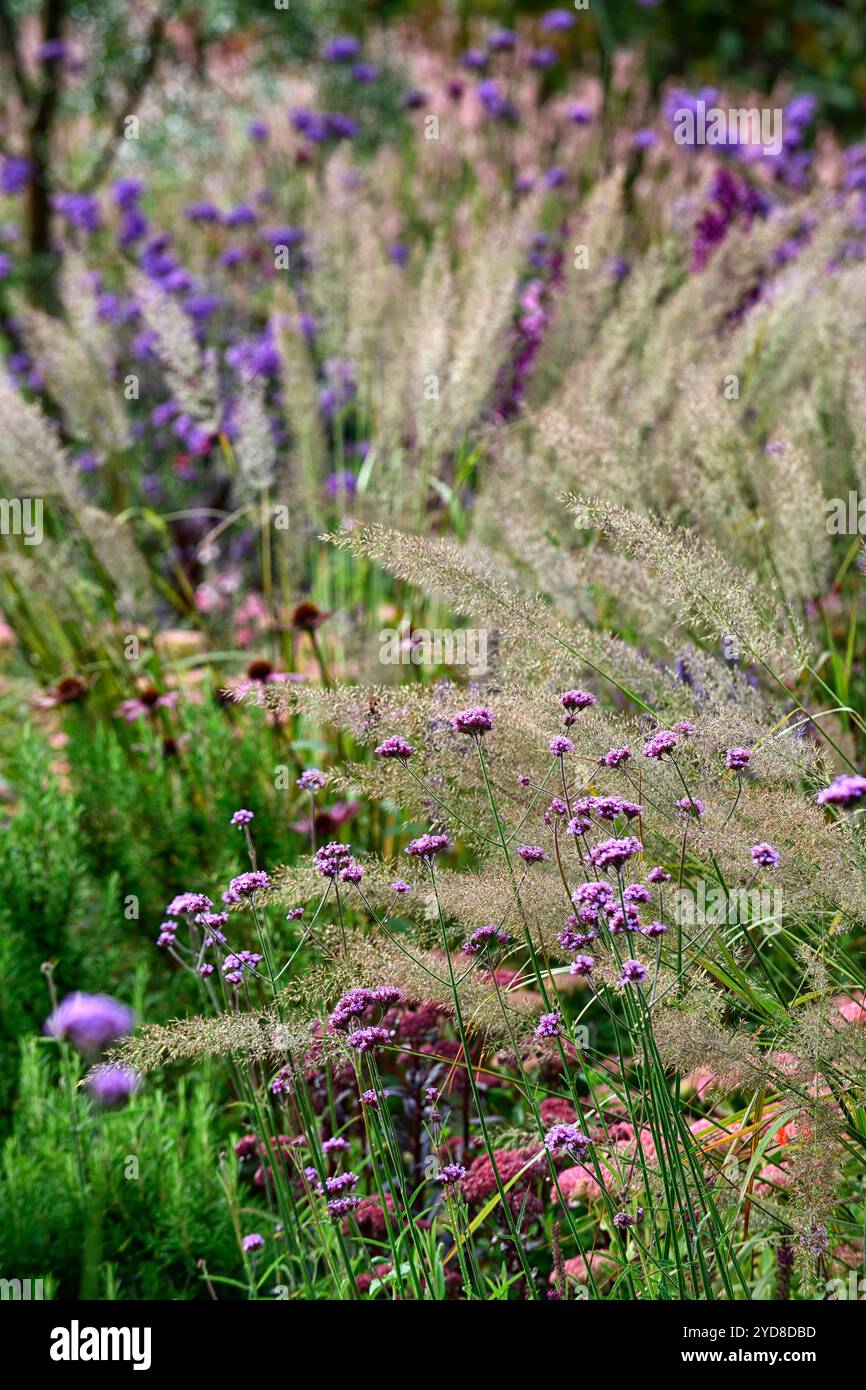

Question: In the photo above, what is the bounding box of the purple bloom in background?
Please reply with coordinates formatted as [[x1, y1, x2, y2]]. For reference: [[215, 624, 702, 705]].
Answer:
[[560, 688, 596, 716], [53, 192, 101, 233], [488, 29, 516, 52], [230, 809, 254, 826], [528, 46, 557, 70], [543, 166, 566, 189], [0, 252, 10, 280], [388, 241, 409, 266], [461, 48, 488, 71], [816, 774, 866, 807], [85, 1064, 140, 1108], [324, 35, 360, 62], [404, 89, 427, 111], [541, 9, 574, 31], [1, 156, 32, 194], [751, 843, 780, 868], [242, 1232, 265, 1252], [44, 992, 134, 1057], [352, 63, 379, 83], [323, 469, 357, 500], [568, 103, 593, 126], [633, 128, 659, 150], [569, 955, 595, 976], [326, 113, 359, 140], [225, 203, 257, 227], [184, 200, 222, 224], [112, 178, 144, 209], [297, 768, 327, 791], [392, 880, 412, 895], [535, 1012, 562, 1039], [166, 891, 212, 917], [461, 923, 511, 957], [118, 207, 148, 248], [248, 120, 269, 143]]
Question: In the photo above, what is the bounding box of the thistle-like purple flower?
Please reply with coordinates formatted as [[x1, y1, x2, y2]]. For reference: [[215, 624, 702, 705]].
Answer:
[[643, 730, 678, 760], [297, 768, 327, 792], [451, 705, 494, 736], [375, 736, 415, 759], [617, 959, 648, 986], [589, 837, 643, 871], [725, 747, 752, 771], [751, 842, 780, 868], [405, 833, 451, 860], [44, 993, 134, 1057], [544, 1124, 590, 1158]]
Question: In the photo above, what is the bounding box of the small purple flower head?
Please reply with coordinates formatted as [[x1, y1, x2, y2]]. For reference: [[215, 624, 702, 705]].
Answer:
[[322, 1136, 349, 1154], [44, 993, 134, 1057], [359, 1089, 380, 1106], [643, 730, 679, 760], [340, 861, 364, 884], [541, 8, 574, 31], [641, 921, 667, 938], [569, 955, 596, 977], [534, 1012, 562, 1039], [617, 959, 648, 986], [297, 768, 327, 792], [286, 907, 304, 921], [602, 746, 631, 767], [198, 963, 215, 976], [646, 866, 671, 884], [375, 736, 415, 760], [225, 870, 270, 901], [405, 833, 451, 861], [544, 1124, 590, 1158], [517, 845, 548, 864], [437, 1162, 467, 1186], [84, 1064, 140, 1108], [613, 1209, 642, 1230], [624, 884, 651, 904], [230, 809, 254, 827], [451, 705, 494, 736], [166, 892, 213, 917], [391, 879, 412, 895], [589, 837, 643, 872], [460, 923, 512, 957], [816, 775, 866, 808], [673, 721, 697, 737], [314, 842, 354, 877], [156, 923, 176, 948], [242, 1232, 266, 1253], [346, 1025, 391, 1054], [572, 881, 615, 912], [751, 842, 780, 868], [327, 1196, 361, 1219], [725, 746, 752, 771], [676, 796, 705, 818], [560, 689, 596, 713], [323, 35, 360, 62], [549, 735, 574, 757]]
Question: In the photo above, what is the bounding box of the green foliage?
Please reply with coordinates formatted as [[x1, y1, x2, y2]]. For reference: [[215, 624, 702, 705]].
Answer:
[[0, 1041, 239, 1299]]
